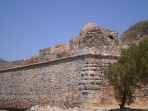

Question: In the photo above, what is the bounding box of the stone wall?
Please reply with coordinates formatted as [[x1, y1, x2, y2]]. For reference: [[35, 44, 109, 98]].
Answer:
[[78, 56, 117, 108], [0, 55, 117, 109]]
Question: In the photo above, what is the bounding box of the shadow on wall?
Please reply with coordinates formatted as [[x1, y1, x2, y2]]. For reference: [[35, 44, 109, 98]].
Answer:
[[0, 108, 26, 111]]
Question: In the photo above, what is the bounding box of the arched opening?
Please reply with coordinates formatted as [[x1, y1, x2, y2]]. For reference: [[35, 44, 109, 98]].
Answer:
[[108, 35, 114, 39]]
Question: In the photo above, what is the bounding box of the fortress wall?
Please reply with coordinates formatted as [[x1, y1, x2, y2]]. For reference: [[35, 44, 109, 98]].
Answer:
[[1, 23, 147, 110], [0, 23, 120, 109], [0, 55, 117, 109]]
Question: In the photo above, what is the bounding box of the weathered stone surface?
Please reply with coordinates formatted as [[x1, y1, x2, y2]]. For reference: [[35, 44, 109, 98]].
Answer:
[[69, 22, 120, 57], [39, 44, 70, 61], [0, 55, 118, 109]]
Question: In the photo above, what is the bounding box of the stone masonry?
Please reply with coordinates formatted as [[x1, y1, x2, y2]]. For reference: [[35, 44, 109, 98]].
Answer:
[[0, 23, 147, 110]]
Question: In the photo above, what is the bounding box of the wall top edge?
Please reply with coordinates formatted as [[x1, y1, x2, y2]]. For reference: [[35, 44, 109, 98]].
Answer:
[[0, 53, 119, 72]]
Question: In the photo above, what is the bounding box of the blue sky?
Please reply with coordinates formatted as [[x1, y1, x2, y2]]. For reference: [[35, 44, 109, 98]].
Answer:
[[0, 0, 148, 61]]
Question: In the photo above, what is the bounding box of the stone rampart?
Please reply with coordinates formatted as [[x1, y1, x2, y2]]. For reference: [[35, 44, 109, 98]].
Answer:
[[0, 54, 118, 109]]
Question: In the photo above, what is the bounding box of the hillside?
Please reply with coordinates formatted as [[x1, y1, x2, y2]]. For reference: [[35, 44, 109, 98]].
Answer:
[[0, 58, 13, 69], [0, 58, 9, 64], [121, 20, 148, 45]]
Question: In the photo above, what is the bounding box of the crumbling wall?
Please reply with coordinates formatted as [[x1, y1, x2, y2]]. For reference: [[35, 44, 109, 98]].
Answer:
[[69, 23, 120, 56], [39, 44, 71, 61]]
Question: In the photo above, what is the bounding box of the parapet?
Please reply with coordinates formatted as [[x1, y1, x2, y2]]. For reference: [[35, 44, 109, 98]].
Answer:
[[0, 22, 120, 70]]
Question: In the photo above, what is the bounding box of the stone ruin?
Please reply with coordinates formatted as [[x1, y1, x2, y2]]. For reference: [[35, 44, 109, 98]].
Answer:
[[0, 23, 147, 110]]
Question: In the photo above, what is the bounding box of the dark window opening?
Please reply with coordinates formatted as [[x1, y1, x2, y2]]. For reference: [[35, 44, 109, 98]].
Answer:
[[108, 35, 114, 39]]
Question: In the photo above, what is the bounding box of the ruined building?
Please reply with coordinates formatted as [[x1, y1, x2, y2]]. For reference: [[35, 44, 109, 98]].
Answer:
[[0, 23, 147, 110]]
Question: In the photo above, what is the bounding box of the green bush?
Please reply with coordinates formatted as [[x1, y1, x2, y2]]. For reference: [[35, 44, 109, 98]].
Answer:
[[104, 39, 148, 109]]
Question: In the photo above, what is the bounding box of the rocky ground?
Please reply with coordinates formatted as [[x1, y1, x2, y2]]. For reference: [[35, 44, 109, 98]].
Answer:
[[0, 105, 148, 111]]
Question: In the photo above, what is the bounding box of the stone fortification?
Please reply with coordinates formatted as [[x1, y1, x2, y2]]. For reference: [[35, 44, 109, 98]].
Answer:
[[0, 23, 147, 110], [0, 54, 118, 110]]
